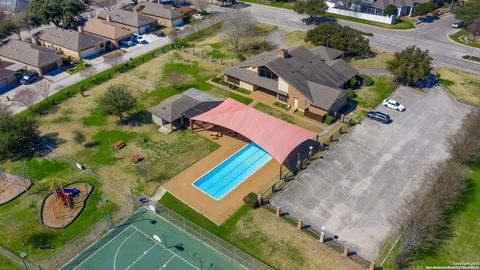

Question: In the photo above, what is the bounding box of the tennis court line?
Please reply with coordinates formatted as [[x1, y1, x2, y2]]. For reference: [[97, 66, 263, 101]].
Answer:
[[125, 242, 163, 270], [159, 255, 176, 270], [71, 226, 136, 270], [150, 210, 249, 270], [130, 225, 200, 270]]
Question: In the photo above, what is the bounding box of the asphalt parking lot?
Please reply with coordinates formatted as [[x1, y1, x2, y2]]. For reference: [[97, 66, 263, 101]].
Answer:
[[271, 86, 472, 260]]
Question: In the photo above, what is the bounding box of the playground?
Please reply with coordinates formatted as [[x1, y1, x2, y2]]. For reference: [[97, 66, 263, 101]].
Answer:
[[41, 179, 93, 228], [0, 170, 31, 205], [62, 208, 246, 270]]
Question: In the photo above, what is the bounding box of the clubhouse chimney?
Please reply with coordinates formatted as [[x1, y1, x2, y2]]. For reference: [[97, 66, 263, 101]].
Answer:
[[278, 49, 287, 58]]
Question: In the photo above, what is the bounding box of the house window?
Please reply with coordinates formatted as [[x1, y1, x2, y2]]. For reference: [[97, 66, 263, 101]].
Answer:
[[278, 94, 288, 102], [259, 66, 278, 80], [100, 43, 104, 48], [227, 76, 240, 85]]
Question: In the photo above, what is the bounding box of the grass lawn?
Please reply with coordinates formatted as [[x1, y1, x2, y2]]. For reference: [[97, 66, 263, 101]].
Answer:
[[284, 31, 315, 48], [65, 60, 88, 75], [382, 164, 480, 269], [241, 0, 295, 9], [350, 49, 394, 70], [351, 76, 397, 109], [437, 67, 480, 106], [254, 102, 323, 133], [0, 158, 111, 262], [450, 29, 480, 49], [0, 254, 23, 270], [159, 192, 363, 270]]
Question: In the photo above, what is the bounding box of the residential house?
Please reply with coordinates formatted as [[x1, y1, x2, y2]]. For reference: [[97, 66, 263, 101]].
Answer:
[[97, 9, 158, 34], [148, 88, 222, 133], [0, 60, 17, 89], [32, 27, 109, 61], [0, 39, 62, 75], [178, 6, 197, 18], [134, 2, 185, 27], [0, 0, 29, 13], [223, 46, 358, 121], [82, 18, 134, 48], [326, 0, 430, 24]]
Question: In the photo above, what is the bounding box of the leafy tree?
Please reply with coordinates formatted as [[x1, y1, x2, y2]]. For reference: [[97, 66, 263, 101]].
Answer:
[[305, 22, 370, 56], [0, 13, 18, 40], [414, 2, 437, 16], [27, 0, 86, 29], [386, 45, 432, 85], [453, 0, 480, 25], [0, 108, 39, 161], [294, 0, 327, 17], [384, 4, 397, 17], [98, 84, 137, 121]]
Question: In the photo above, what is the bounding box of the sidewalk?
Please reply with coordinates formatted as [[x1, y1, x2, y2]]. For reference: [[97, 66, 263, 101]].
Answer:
[[1, 37, 171, 114]]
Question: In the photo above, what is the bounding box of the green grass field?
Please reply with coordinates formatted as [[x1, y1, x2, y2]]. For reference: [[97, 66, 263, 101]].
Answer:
[[450, 29, 480, 49], [351, 76, 397, 109], [0, 254, 23, 270]]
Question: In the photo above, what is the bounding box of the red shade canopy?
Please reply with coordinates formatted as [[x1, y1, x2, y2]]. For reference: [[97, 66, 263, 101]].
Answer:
[[192, 98, 317, 164]]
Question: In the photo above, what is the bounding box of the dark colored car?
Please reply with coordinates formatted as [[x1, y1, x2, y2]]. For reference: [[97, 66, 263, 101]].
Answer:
[[301, 16, 336, 25], [367, 111, 391, 124], [19, 71, 40, 85]]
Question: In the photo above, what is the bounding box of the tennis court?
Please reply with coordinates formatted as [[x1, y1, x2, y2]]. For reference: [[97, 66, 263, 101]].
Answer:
[[62, 208, 245, 270]]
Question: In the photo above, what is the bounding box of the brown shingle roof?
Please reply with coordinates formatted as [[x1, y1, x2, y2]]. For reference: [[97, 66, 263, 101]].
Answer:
[[136, 2, 184, 20], [0, 39, 61, 68], [33, 27, 108, 52], [83, 18, 134, 40], [97, 9, 157, 28], [309, 46, 344, 61]]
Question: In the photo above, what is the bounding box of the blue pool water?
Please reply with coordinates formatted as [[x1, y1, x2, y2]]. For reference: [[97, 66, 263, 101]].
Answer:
[[193, 143, 272, 200]]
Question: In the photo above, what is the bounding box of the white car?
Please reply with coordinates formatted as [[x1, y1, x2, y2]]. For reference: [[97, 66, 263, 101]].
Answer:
[[382, 99, 405, 111], [132, 33, 146, 44], [192, 13, 204, 20], [120, 39, 133, 46]]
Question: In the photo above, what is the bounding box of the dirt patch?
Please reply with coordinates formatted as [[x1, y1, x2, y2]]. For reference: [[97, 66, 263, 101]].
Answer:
[[0, 171, 31, 205], [41, 182, 93, 229], [231, 208, 364, 270]]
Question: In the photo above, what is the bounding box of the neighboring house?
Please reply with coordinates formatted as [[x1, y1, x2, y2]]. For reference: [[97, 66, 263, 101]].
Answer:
[[326, 0, 430, 23], [134, 2, 185, 27], [178, 6, 197, 18], [82, 18, 134, 48], [0, 39, 62, 75], [0, 0, 29, 13], [148, 88, 222, 133], [0, 60, 17, 89], [32, 27, 109, 61], [97, 9, 158, 34], [223, 46, 358, 121]]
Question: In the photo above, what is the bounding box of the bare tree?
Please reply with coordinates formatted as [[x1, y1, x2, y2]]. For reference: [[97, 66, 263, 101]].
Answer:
[[222, 10, 254, 53], [80, 66, 98, 79], [14, 87, 38, 110], [164, 71, 186, 89], [37, 81, 51, 101], [94, 0, 119, 12], [168, 29, 182, 46], [136, 161, 151, 183], [194, 0, 210, 12], [468, 19, 480, 41], [105, 54, 123, 70]]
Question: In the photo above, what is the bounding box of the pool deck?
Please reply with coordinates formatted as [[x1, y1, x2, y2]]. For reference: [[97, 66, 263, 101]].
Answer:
[[163, 126, 280, 224]]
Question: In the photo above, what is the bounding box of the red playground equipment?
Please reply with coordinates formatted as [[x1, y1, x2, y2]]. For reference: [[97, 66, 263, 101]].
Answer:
[[49, 178, 81, 218]]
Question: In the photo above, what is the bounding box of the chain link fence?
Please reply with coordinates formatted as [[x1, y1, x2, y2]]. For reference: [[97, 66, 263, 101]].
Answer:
[[154, 204, 274, 270]]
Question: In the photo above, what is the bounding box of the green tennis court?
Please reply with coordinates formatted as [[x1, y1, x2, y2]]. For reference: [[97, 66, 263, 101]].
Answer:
[[62, 209, 245, 270]]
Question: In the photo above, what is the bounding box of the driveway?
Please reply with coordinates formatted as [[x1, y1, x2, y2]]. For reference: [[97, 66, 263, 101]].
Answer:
[[241, 4, 480, 75], [271, 86, 471, 260]]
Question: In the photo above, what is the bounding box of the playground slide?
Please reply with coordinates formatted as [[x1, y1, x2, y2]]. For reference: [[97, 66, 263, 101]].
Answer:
[[63, 188, 80, 195]]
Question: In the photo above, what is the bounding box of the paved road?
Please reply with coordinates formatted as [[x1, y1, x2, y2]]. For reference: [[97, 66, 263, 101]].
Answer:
[[245, 3, 480, 75], [272, 86, 472, 260]]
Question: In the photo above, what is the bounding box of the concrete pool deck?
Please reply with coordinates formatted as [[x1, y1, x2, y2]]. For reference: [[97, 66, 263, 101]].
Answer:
[[163, 126, 280, 224]]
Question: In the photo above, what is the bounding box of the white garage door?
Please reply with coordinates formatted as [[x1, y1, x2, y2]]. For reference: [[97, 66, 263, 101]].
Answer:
[[80, 47, 100, 59]]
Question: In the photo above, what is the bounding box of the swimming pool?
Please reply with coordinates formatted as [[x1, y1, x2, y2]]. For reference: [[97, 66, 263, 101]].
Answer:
[[193, 143, 272, 200]]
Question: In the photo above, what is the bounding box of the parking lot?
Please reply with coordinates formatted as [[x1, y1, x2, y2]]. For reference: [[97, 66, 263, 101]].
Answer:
[[271, 86, 472, 260]]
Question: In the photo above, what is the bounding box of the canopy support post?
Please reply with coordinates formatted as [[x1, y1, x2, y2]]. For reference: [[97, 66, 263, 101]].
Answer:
[[316, 135, 319, 142], [189, 119, 193, 132], [279, 164, 283, 179]]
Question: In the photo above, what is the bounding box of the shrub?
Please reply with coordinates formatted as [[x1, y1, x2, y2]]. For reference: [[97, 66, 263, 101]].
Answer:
[[73, 130, 86, 144], [346, 89, 357, 99], [324, 115, 334, 125], [243, 192, 259, 209], [361, 75, 374, 86]]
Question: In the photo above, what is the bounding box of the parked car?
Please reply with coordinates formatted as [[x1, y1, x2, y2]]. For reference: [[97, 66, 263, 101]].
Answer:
[[301, 16, 336, 25], [19, 71, 40, 85], [452, 20, 463, 28], [132, 33, 146, 44], [382, 99, 405, 111], [367, 111, 391, 124], [192, 13, 204, 20], [120, 39, 133, 47]]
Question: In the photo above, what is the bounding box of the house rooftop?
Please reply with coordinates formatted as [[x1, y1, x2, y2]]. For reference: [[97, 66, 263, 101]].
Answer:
[[33, 27, 108, 52], [83, 18, 134, 40], [0, 39, 61, 68], [309, 46, 344, 61], [135, 2, 184, 20], [98, 9, 158, 28]]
